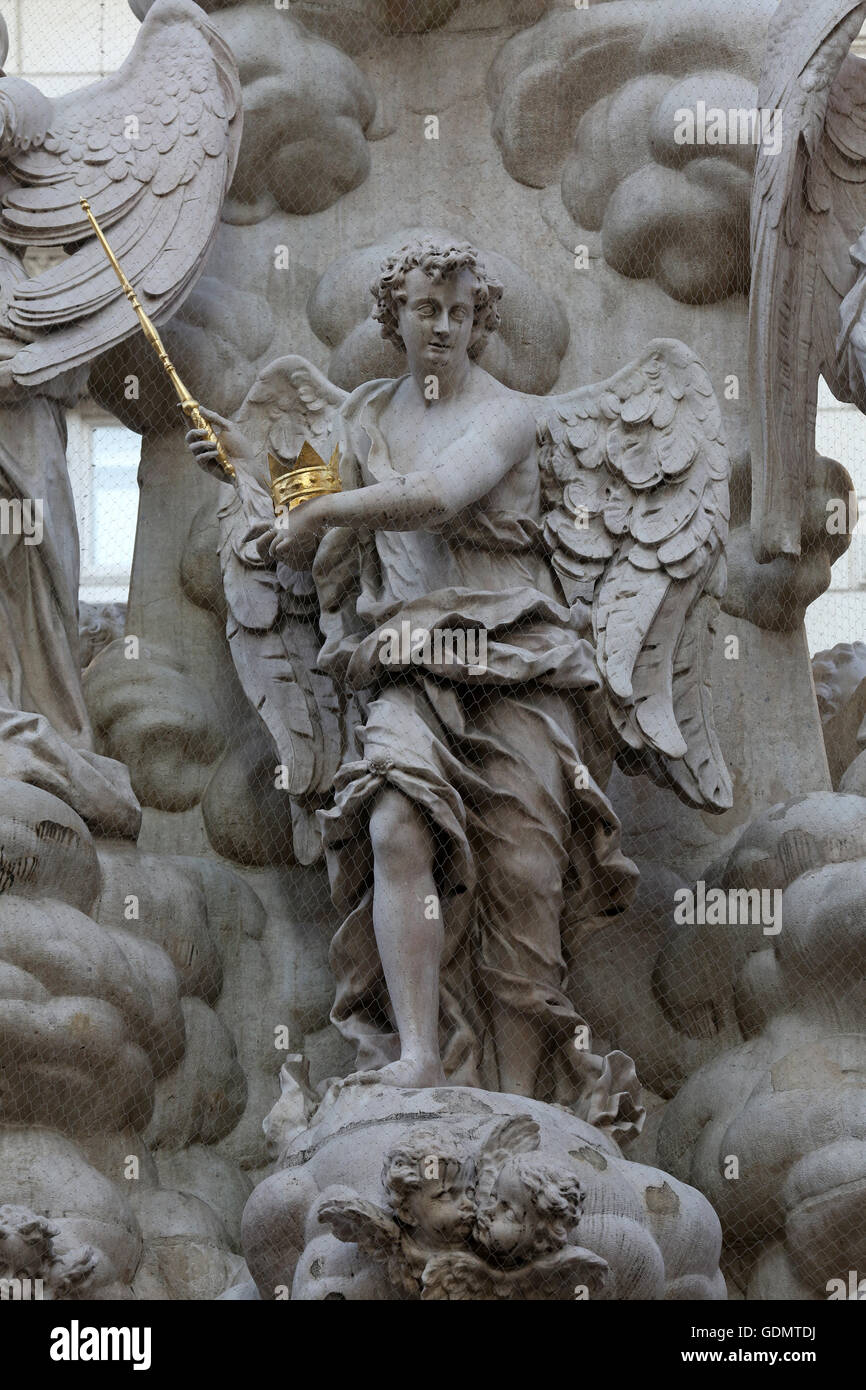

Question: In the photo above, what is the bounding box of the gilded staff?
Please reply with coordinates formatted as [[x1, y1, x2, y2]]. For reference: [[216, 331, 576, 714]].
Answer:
[[79, 197, 236, 481]]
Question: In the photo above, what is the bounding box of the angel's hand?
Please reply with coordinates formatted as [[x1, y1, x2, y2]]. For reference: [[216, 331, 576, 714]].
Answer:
[[270, 497, 328, 571], [251, 522, 280, 562], [0, 79, 53, 155], [184, 405, 259, 483]]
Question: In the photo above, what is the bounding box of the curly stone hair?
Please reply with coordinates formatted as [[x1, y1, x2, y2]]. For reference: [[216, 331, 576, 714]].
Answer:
[[515, 1157, 584, 1254], [383, 1126, 471, 1224], [478, 1156, 585, 1260], [371, 239, 503, 360]]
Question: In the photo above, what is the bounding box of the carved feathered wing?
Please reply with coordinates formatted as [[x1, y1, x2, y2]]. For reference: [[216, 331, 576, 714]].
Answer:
[[421, 1245, 609, 1300], [218, 356, 350, 865], [474, 1115, 540, 1211], [478, 1115, 540, 1165], [317, 1194, 403, 1258], [750, 0, 866, 560], [0, 0, 242, 387], [420, 1251, 499, 1301], [503, 1247, 610, 1301], [536, 338, 732, 812], [317, 1192, 420, 1296]]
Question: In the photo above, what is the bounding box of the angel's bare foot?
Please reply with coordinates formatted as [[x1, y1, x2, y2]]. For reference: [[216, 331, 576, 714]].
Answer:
[[344, 1056, 446, 1089]]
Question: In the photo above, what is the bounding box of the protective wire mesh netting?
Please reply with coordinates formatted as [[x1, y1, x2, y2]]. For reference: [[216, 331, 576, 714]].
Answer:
[[0, 0, 864, 1304]]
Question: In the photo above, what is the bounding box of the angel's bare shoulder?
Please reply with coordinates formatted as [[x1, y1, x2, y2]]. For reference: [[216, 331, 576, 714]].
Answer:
[[447, 369, 536, 492], [470, 366, 535, 434]]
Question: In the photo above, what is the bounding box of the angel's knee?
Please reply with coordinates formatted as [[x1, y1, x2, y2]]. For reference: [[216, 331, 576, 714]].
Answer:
[[369, 788, 431, 871]]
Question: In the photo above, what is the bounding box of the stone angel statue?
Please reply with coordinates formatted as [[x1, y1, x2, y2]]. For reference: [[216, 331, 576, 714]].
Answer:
[[750, 0, 866, 561], [315, 1116, 609, 1301], [187, 237, 731, 1120], [0, 0, 241, 837]]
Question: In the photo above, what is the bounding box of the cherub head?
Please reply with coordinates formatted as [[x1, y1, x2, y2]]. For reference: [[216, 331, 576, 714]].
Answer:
[[371, 239, 503, 378], [474, 1156, 584, 1267], [383, 1126, 475, 1247]]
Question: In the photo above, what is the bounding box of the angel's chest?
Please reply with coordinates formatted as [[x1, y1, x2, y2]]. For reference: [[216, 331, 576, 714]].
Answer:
[[372, 410, 461, 477]]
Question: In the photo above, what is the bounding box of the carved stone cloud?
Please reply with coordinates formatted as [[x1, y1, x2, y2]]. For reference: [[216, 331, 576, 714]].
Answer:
[[655, 792, 866, 1299], [132, 1, 376, 221], [133, 0, 554, 50], [243, 1077, 726, 1300], [488, 0, 775, 303]]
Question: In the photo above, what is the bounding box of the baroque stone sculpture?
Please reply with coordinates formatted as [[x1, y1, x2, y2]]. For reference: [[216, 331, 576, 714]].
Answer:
[[5, 0, 865, 1307], [0, 1204, 97, 1300], [241, 1073, 726, 1301], [813, 640, 866, 788], [750, 0, 866, 561], [0, 0, 272, 1301], [186, 236, 731, 1124], [318, 1115, 606, 1300]]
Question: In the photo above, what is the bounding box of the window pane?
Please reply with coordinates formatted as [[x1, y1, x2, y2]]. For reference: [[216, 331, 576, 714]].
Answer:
[[85, 423, 140, 598], [92, 425, 141, 475]]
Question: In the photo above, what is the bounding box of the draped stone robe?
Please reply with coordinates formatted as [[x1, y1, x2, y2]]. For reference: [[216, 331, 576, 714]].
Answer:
[[313, 378, 642, 1126], [0, 246, 139, 837]]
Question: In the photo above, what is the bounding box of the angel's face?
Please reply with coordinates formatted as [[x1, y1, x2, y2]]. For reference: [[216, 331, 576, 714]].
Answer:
[[474, 1164, 538, 1262], [403, 1157, 474, 1246], [396, 269, 476, 381]]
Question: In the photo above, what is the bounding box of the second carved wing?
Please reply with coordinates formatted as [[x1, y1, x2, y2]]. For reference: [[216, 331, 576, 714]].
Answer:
[[750, 0, 866, 560], [536, 338, 732, 812]]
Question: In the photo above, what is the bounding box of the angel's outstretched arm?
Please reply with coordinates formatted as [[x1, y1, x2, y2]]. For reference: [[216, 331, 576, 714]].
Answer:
[[271, 395, 535, 569]]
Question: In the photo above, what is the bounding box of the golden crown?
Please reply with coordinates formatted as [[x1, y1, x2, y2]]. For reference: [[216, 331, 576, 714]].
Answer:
[[269, 440, 342, 513]]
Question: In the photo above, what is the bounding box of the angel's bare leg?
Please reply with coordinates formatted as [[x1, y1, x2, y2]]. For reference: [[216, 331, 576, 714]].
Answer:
[[362, 787, 446, 1087]]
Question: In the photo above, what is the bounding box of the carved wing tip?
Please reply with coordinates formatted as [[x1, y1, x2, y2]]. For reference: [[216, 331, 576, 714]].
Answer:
[[481, 1114, 541, 1159], [317, 1194, 401, 1252]]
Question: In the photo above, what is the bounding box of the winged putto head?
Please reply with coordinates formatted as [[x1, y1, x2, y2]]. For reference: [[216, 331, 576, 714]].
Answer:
[[474, 1154, 585, 1266], [318, 1114, 609, 1299], [0, 1203, 98, 1298], [381, 1125, 476, 1247]]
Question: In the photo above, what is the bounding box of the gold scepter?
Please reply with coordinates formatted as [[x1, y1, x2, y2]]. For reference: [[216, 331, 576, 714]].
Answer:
[[80, 196, 236, 481]]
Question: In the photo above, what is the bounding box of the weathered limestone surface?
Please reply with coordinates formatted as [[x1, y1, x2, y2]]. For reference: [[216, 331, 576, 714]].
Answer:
[[92, 0, 838, 895], [242, 1078, 726, 1300], [3, 0, 865, 1301]]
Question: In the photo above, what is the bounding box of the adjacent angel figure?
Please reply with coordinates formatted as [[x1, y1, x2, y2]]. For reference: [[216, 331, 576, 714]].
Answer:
[[0, 0, 240, 832], [317, 1116, 609, 1301], [187, 236, 731, 1122], [750, 0, 866, 560]]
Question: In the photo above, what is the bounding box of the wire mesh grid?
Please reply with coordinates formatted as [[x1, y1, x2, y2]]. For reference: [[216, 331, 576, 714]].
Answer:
[[0, 0, 863, 1306]]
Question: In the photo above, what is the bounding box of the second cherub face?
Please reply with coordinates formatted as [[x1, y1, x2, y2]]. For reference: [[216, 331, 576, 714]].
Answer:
[[473, 1161, 544, 1264]]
